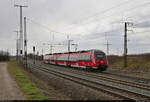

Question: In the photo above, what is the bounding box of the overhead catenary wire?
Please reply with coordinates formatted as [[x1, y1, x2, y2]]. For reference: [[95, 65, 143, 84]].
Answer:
[[112, 13, 150, 25], [26, 17, 124, 39], [26, 2, 150, 41], [22, 1, 150, 55], [26, 18, 67, 35], [26, 18, 150, 56], [61, 1, 150, 32], [69, 14, 150, 41], [60, 0, 134, 31], [134, 20, 150, 27], [128, 30, 150, 35]]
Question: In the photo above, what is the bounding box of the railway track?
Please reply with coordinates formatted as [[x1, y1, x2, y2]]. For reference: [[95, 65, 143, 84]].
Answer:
[[27, 59, 150, 85], [24, 62, 150, 100], [103, 71, 150, 84], [50, 65, 150, 91], [33, 60, 150, 91], [40, 64, 150, 100]]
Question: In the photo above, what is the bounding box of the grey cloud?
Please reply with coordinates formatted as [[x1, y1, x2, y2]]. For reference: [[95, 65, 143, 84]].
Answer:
[[0, 0, 150, 55]]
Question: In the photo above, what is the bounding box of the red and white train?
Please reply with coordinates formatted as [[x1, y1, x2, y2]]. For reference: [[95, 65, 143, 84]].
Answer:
[[43, 49, 108, 71]]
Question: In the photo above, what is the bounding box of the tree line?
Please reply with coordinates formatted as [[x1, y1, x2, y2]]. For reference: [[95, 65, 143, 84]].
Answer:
[[0, 51, 10, 61]]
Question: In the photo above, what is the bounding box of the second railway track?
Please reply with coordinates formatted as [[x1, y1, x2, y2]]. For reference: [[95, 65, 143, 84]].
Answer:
[[24, 62, 150, 100]]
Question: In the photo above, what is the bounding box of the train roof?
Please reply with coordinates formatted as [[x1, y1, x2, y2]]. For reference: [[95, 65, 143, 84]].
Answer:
[[45, 49, 104, 55]]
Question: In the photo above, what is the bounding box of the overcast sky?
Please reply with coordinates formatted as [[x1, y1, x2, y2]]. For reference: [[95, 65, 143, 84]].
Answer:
[[0, 0, 150, 55]]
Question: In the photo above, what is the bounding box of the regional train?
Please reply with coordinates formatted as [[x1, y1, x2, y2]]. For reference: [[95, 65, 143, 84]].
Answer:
[[43, 49, 108, 71]]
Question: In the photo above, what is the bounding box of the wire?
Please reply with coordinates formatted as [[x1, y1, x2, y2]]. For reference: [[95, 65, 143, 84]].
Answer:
[[61, 0, 132, 31], [62, 1, 150, 32], [129, 30, 150, 35], [26, 17, 123, 40], [74, 0, 131, 23], [26, 2, 150, 41], [26, 18, 67, 35], [134, 19, 150, 27]]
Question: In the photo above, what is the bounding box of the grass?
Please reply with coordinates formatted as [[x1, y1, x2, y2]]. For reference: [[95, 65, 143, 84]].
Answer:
[[7, 60, 49, 100], [108, 55, 150, 71]]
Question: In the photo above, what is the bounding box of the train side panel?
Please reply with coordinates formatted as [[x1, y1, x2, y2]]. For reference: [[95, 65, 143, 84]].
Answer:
[[43, 49, 108, 71]]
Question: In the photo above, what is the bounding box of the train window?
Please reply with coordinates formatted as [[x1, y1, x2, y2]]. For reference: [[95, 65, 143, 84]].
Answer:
[[69, 57, 76, 62], [77, 55, 82, 61], [85, 55, 88, 61], [48, 56, 51, 61], [80, 56, 83, 60], [64, 56, 67, 61], [79, 56, 82, 60], [77, 55, 92, 61], [82, 56, 84, 60], [90, 55, 92, 60], [78, 55, 80, 61], [87, 55, 91, 61], [87, 56, 89, 60], [95, 54, 105, 60], [85, 55, 92, 61]]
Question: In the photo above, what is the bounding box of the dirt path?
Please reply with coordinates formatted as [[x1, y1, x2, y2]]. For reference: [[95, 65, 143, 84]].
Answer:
[[0, 62, 26, 100]]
